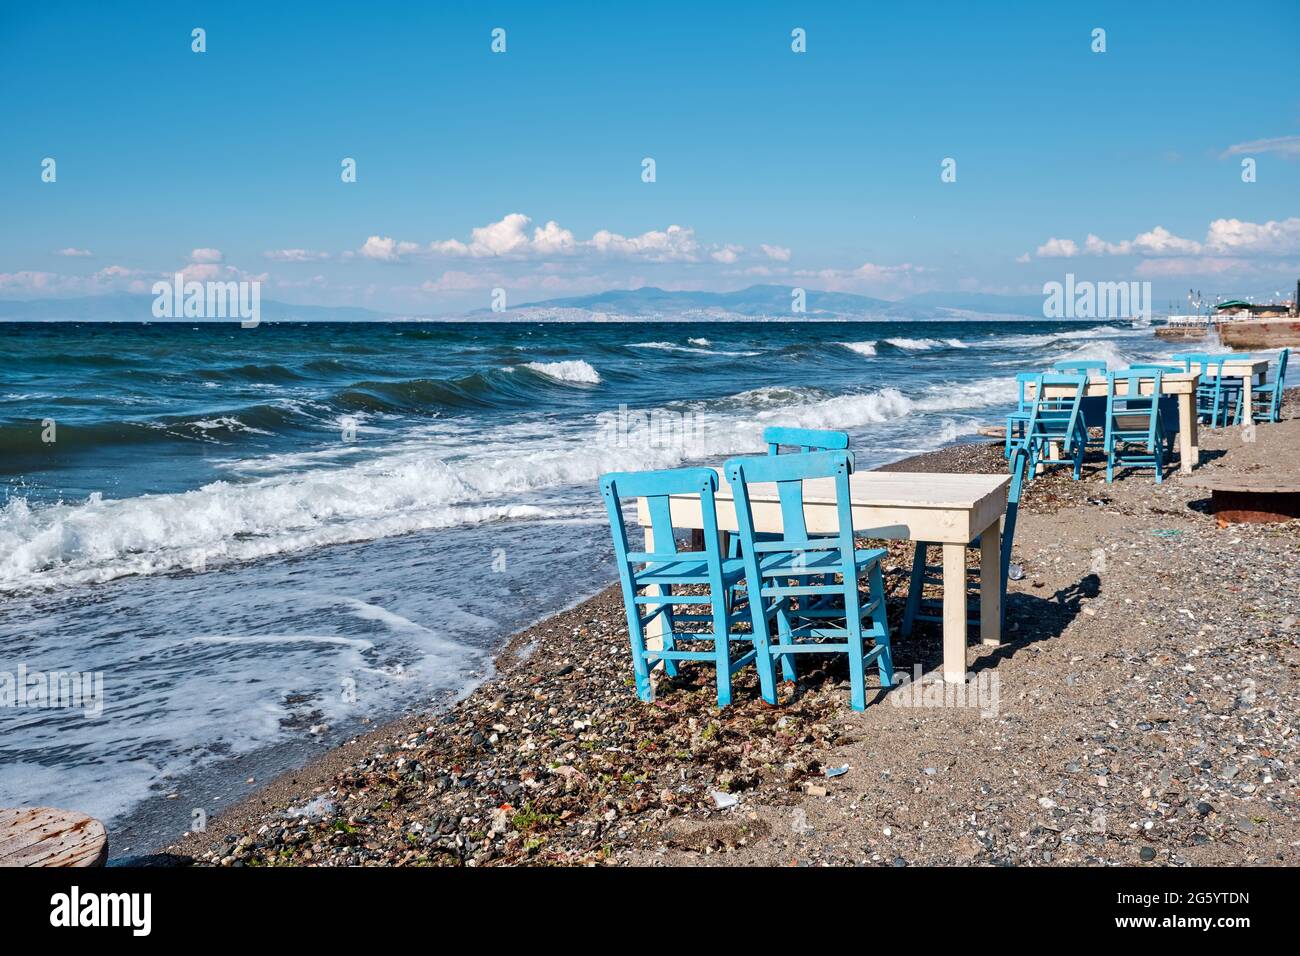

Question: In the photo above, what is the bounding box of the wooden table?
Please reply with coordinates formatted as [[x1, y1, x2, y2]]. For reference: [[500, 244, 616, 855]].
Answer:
[[1183, 357, 1270, 425], [636, 470, 1010, 684], [1028, 373, 1201, 474], [0, 807, 107, 867]]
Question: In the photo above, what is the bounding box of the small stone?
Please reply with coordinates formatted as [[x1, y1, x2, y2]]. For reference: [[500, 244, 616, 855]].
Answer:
[[1139, 846, 1156, 862]]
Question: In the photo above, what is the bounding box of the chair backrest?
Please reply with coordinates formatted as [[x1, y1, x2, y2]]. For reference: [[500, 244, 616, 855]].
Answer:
[[1026, 373, 1087, 447], [1053, 360, 1106, 375], [723, 450, 856, 578], [1014, 372, 1038, 410], [763, 426, 849, 455], [1105, 370, 1162, 436], [1277, 347, 1290, 382], [599, 467, 723, 573], [1179, 353, 1225, 377]]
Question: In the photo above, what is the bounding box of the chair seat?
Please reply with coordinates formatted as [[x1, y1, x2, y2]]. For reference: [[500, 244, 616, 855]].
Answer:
[[637, 556, 746, 586], [756, 547, 885, 576]]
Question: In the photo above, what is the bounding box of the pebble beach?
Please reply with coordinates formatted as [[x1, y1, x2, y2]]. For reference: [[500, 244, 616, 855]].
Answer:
[[162, 390, 1300, 867]]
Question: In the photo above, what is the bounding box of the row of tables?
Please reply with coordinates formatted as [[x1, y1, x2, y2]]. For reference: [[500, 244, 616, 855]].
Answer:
[[1029, 355, 1271, 475]]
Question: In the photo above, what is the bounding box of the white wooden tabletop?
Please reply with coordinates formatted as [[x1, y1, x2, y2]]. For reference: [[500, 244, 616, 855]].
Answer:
[[700, 467, 1009, 511]]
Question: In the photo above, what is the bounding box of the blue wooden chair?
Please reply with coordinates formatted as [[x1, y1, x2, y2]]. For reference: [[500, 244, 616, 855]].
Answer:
[[1053, 360, 1107, 375], [723, 450, 893, 711], [1004, 372, 1038, 459], [1024, 373, 1088, 480], [728, 426, 849, 559], [1103, 370, 1167, 483], [1124, 365, 1181, 458], [599, 467, 756, 706], [1180, 354, 1243, 427], [1250, 348, 1289, 424], [1052, 362, 1107, 450], [902, 442, 1030, 638]]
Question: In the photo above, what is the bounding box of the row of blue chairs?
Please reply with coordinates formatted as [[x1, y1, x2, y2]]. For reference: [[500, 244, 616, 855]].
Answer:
[[1005, 370, 1173, 483], [1005, 349, 1290, 484]]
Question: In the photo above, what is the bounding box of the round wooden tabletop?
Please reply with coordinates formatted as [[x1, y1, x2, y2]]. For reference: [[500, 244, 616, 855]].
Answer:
[[0, 807, 108, 867]]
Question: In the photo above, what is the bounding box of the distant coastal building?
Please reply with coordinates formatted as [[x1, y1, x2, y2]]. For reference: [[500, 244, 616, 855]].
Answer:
[[1156, 280, 1299, 342]]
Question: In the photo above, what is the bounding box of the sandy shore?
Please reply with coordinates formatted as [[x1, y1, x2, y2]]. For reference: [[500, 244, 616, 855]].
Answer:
[[166, 391, 1300, 866]]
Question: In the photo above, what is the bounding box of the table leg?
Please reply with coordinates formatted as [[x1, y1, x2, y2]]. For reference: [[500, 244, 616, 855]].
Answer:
[[979, 520, 1002, 647], [1178, 393, 1197, 474], [942, 542, 967, 683], [1239, 373, 1254, 425]]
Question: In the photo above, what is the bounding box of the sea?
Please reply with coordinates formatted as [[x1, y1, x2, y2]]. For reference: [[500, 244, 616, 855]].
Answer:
[[0, 317, 1231, 856]]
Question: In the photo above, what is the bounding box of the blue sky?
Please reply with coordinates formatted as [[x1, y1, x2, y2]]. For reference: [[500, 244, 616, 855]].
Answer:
[[1, 0, 1297, 314]]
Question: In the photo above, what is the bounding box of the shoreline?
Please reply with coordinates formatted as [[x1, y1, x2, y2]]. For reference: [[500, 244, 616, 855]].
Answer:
[[165, 395, 1299, 866], [150, 434, 993, 863]]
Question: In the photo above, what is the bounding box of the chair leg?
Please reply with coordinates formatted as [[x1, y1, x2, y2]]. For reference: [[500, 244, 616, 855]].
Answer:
[[711, 598, 732, 707], [902, 544, 928, 637], [845, 598, 867, 712], [626, 601, 654, 703], [868, 563, 894, 689], [775, 599, 798, 683], [749, 600, 779, 705], [659, 585, 679, 678]]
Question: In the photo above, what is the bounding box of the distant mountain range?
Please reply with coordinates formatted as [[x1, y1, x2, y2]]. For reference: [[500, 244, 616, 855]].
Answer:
[[0, 286, 1047, 322], [0, 294, 395, 322], [466, 285, 1046, 321]]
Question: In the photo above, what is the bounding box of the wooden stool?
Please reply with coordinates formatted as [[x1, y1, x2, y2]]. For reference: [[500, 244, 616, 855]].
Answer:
[[0, 807, 108, 867]]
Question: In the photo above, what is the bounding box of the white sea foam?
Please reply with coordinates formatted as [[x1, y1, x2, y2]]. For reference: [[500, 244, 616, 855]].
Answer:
[[884, 337, 966, 351], [518, 359, 602, 384], [631, 341, 759, 356], [0, 371, 1019, 595], [836, 340, 878, 357]]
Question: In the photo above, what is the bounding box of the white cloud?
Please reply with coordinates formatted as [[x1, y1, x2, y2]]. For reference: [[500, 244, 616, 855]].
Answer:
[[1036, 237, 1079, 258], [1221, 136, 1300, 159], [760, 244, 792, 262], [1204, 217, 1300, 255], [264, 248, 330, 261], [710, 244, 742, 264], [189, 248, 224, 264], [588, 224, 700, 261], [361, 214, 715, 264], [55, 247, 92, 258], [1040, 217, 1300, 261], [359, 236, 422, 261], [1015, 252, 1031, 264]]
